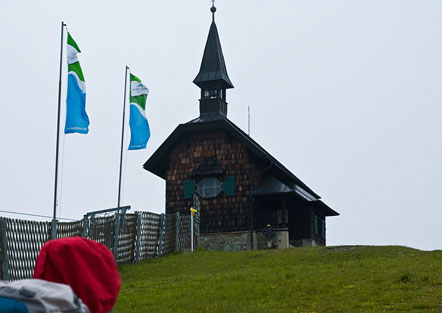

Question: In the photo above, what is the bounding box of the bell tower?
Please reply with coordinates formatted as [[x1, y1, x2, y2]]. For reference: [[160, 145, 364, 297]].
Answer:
[[193, 3, 234, 118]]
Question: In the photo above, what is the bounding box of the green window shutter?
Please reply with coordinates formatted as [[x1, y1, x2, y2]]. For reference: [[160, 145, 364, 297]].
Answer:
[[314, 215, 318, 236], [222, 176, 235, 196], [321, 219, 325, 238], [183, 179, 196, 199]]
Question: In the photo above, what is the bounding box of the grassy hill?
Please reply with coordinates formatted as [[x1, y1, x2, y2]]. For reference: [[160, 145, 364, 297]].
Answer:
[[115, 246, 442, 313]]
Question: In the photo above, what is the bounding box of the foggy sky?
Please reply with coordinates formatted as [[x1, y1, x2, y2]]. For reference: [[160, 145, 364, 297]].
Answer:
[[0, 0, 441, 250]]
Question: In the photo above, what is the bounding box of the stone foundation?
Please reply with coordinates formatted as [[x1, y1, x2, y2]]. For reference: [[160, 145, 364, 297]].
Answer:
[[252, 230, 289, 250], [199, 230, 291, 251], [199, 231, 251, 251]]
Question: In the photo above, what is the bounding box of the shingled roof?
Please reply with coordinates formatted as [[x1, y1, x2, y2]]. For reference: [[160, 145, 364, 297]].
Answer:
[[144, 116, 320, 199]]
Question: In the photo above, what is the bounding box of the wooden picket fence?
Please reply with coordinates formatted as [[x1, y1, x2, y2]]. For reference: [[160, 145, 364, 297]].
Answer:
[[0, 210, 191, 281]]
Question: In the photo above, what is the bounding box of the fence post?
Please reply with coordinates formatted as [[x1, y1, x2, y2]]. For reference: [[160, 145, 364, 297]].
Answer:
[[50, 219, 57, 240], [175, 212, 180, 252], [157, 213, 165, 257], [113, 212, 121, 261], [0, 220, 9, 281], [135, 213, 142, 263], [191, 213, 194, 252], [82, 215, 88, 237]]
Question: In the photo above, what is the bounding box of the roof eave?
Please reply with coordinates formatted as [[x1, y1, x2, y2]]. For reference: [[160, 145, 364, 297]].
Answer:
[[314, 200, 340, 217]]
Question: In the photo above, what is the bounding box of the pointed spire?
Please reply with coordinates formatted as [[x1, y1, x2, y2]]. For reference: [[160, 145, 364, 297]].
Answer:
[[193, 4, 234, 90]]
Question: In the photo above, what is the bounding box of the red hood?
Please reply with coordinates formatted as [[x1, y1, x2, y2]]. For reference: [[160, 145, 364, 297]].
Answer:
[[33, 237, 121, 313]]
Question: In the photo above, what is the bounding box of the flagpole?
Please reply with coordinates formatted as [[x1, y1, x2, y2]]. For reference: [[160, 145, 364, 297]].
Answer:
[[118, 66, 129, 208], [53, 21, 66, 226]]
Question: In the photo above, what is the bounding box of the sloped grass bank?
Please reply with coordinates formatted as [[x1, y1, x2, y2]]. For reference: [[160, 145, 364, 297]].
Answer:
[[115, 246, 442, 313]]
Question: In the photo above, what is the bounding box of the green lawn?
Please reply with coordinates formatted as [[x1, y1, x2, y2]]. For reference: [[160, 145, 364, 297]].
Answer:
[[115, 246, 442, 313]]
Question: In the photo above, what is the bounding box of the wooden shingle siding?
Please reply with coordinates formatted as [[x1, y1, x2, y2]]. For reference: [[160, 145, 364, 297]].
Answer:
[[166, 130, 254, 233]]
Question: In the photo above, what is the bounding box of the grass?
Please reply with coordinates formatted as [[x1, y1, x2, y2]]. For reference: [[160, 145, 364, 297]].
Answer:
[[115, 246, 442, 313]]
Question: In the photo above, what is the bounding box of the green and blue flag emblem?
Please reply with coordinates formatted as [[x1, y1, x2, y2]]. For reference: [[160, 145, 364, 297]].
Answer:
[[65, 32, 89, 134], [129, 74, 150, 150]]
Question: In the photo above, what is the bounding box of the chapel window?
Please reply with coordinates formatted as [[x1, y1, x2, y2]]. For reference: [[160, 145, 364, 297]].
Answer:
[[197, 178, 222, 198]]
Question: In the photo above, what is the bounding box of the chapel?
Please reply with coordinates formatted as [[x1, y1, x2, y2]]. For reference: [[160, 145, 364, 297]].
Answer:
[[143, 5, 339, 250]]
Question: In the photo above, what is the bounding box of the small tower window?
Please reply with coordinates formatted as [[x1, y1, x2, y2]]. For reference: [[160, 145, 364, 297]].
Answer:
[[209, 89, 218, 98]]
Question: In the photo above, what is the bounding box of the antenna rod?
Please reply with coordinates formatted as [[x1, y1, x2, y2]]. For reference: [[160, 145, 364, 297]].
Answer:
[[248, 104, 250, 136]]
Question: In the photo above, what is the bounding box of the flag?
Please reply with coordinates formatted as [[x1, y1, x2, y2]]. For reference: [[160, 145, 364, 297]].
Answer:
[[65, 32, 89, 134], [128, 73, 150, 150]]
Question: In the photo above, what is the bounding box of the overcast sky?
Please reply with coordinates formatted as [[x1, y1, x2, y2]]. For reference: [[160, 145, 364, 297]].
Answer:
[[0, 1, 441, 251]]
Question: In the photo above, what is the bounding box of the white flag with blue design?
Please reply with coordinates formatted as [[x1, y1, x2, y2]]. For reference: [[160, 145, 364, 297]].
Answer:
[[65, 32, 89, 134], [128, 73, 150, 150]]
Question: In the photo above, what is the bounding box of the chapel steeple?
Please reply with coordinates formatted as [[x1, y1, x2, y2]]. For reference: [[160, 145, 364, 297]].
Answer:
[[193, 3, 234, 118]]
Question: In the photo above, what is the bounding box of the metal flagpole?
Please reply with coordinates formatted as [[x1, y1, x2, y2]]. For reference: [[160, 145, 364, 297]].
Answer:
[[53, 21, 66, 231], [118, 66, 129, 208]]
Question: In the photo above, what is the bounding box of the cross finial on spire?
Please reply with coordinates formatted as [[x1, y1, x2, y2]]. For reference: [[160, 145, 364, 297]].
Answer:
[[211, 0, 216, 22]]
